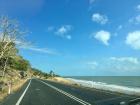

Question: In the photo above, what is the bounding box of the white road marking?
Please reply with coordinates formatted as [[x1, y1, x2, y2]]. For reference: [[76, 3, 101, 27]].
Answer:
[[15, 79, 32, 105], [38, 80, 92, 105], [130, 98, 140, 102], [94, 96, 127, 103]]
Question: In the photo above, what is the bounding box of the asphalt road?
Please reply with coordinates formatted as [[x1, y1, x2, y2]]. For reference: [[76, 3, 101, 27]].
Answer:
[[1, 79, 139, 105]]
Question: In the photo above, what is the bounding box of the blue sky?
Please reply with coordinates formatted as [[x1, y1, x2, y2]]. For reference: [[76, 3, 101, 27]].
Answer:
[[1, 0, 140, 76]]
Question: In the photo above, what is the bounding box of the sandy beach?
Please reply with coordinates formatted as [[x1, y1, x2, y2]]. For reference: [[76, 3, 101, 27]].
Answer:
[[47, 77, 76, 85], [48, 77, 140, 97]]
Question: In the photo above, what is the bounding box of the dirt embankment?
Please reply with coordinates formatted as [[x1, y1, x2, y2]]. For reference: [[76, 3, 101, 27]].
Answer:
[[0, 70, 30, 102], [0, 79, 27, 102], [47, 77, 79, 86]]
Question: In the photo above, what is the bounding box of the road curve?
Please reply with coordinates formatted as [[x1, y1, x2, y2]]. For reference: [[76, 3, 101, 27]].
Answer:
[[1, 79, 138, 105]]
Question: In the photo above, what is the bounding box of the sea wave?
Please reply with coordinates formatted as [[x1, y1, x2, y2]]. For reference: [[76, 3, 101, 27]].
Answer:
[[66, 78, 140, 96]]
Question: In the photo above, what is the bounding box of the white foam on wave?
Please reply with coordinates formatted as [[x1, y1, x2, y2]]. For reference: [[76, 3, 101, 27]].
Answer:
[[66, 78, 140, 96]]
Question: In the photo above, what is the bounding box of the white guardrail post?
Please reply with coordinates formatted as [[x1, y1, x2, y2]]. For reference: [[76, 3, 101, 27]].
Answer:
[[8, 81, 11, 94]]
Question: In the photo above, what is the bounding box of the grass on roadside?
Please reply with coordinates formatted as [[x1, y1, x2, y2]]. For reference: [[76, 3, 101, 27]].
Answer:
[[0, 78, 27, 102]]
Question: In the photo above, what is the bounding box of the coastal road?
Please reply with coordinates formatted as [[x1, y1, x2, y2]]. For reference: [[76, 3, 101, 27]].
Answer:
[[1, 79, 139, 105]]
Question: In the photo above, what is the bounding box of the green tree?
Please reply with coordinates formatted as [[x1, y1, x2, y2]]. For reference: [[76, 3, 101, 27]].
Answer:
[[8, 56, 30, 71], [0, 16, 27, 77]]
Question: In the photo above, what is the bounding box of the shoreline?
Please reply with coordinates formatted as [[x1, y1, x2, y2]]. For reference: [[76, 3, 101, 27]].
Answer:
[[47, 77, 78, 86], [48, 77, 140, 97]]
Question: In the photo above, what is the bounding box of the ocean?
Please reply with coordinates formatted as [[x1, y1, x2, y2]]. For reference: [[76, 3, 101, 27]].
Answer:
[[66, 76, 140, 95], [67, 76, 140, 88]]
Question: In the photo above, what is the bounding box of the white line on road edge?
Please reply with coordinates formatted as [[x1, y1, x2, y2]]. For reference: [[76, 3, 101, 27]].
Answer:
[[130, 98, 140, 102], [15, 79, 32, 105], [39, 80, 92, 105]]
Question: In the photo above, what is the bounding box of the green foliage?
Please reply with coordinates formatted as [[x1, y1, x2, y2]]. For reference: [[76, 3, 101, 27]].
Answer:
[[0, 16, 50, 79], [8, 56, 30, 71], [0, 16, 28, 76], [0, 42, 18, 70], [31, 68, 50, 78]]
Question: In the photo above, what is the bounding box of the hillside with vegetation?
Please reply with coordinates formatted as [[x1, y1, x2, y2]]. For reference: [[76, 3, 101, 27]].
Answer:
[[0, 16, 52, 101]]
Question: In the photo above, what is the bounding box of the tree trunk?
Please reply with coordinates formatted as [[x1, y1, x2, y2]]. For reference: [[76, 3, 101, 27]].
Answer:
[[2, 57, 8, 79]]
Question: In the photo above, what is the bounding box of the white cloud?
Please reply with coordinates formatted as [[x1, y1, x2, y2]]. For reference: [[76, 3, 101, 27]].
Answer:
[[56, 25, 72, 35], [110, 57, 139, 64], [108, 57, 140, 72], [55, 25, 72, 40], [129, 5, 140, 24], [88, 0, 96, 10], [129, 15, 140, 24], [136, 4, 140, 11], [56, 26, 67, 35], [15, 39, 59, 55], [94, 30, 111, 45], [86, 57, 140, 74], [126, 31, 140, 50], [92, 13, 108, 25], [87, 61, 98, 69], [20, 45, 58, 55]]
